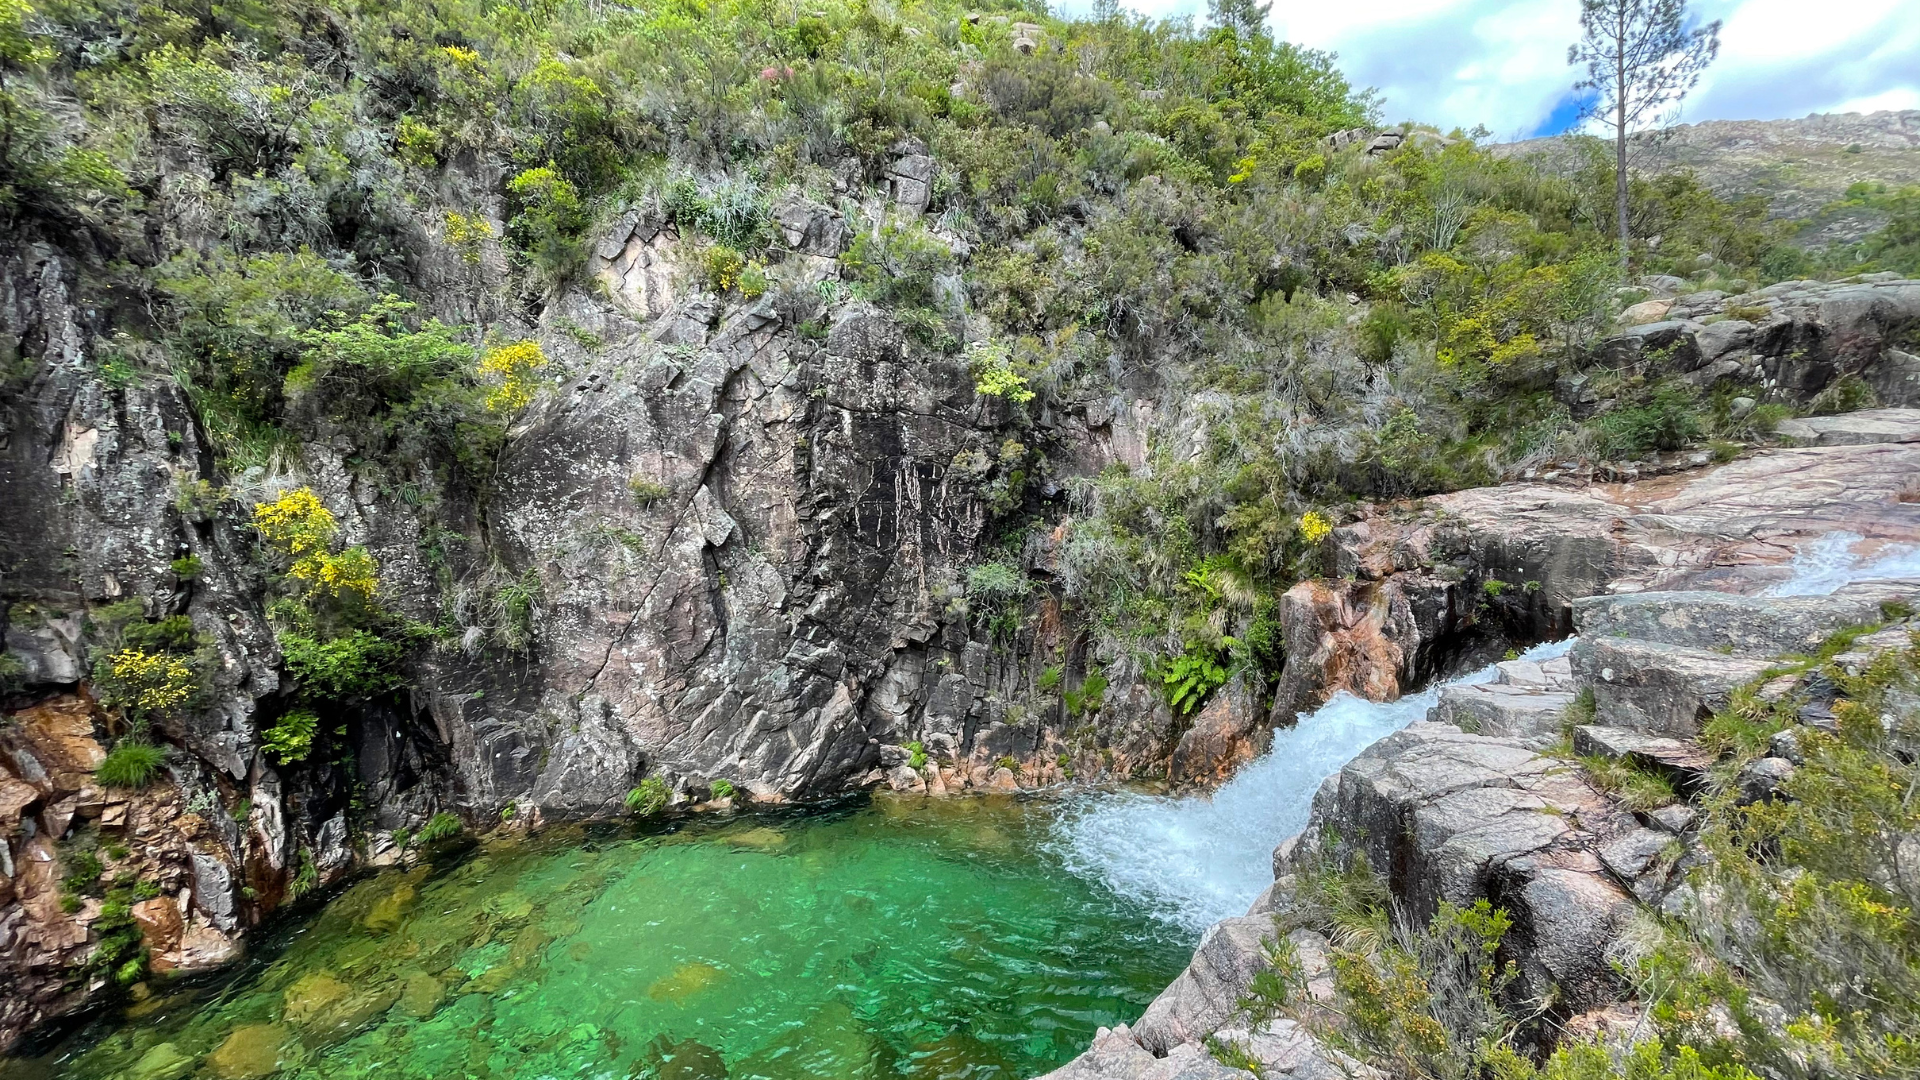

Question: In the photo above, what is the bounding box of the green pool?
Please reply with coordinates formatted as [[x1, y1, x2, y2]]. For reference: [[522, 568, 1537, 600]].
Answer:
[[15, 794, 1191, 1080]]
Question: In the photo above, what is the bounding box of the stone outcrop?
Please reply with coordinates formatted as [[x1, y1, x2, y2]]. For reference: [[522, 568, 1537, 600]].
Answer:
[[1273, 432, 1920, 722], [1595, 277, 1920, 406], [0, 695, 245, 1043], [1430, 654, 1575, 748]]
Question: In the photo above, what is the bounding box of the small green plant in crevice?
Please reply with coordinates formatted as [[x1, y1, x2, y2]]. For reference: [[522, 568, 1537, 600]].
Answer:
[[994, 755, 1018, 773], [906, 741, 928, 770], [1064, 669, 1108, 717], [1160, 645, 1229, 716], [95, 741, 168, 788], [626, 775, 671, 817], [417, 812, 462, 843], [1562, 686, 1596, 735], [170, 554, 204, 580], [1578, 753, 1679, 811], [287, 849, 319, 900], [262, 707, 319, 765], [628, 473, 671, 506], [709, 779, 736, 801], [389, 827, 412, 851]]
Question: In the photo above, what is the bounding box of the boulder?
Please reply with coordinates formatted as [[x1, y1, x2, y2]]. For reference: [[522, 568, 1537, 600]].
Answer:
[[1133, 915, 1279, 1053], [1035, 1024, 1254, 1080], [1570, 637, 1775, 738], [1288, 723, 1637, 1015], [1207, 1019, 1368, 1079], [1863, 348, 1920, 407], [1735, 756, 1796, 805], [1774, 408, 1920, 446], [130, 897, 183, 954], [1429, 681, 1574, 748]]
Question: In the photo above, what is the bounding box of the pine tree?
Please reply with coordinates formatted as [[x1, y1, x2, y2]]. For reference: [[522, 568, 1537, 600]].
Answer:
[[1568, 0, 1720, 269]]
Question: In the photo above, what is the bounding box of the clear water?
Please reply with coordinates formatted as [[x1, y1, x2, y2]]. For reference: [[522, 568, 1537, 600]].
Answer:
[[16, 798, 1191, 1080]]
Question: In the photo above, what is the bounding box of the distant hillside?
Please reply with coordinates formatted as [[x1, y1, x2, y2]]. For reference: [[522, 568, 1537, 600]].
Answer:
[[1502, 110, 1920, 244]]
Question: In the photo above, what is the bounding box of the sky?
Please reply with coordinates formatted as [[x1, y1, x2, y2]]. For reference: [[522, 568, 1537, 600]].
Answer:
[[1052, 0, 1920, 140]]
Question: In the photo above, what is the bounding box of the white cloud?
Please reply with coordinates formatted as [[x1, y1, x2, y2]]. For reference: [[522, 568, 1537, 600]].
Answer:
[[1051, 0, 1920, 137]]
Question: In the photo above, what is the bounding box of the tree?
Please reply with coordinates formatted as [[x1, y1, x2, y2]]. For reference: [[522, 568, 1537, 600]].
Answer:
[[1568, 0, 1720, 269], [1208, 0, 1271, 39]]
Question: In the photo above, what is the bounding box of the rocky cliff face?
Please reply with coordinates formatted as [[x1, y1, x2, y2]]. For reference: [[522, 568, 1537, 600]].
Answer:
[[4, 200, 1920, 1048]]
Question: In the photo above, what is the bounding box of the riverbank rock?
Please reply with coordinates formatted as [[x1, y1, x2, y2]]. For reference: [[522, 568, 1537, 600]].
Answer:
[[1274, 440, 1920, 723], [1429, 654, 1576, 748], [1587, 279, 1920, 406]]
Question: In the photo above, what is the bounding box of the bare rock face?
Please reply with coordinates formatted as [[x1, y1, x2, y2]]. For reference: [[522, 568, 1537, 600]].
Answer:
[[1590, 279, 1920, 406], [1284, 723, 1637, 1015], [0, 694, 246, 1046], [1775, 407, 1920, 445]]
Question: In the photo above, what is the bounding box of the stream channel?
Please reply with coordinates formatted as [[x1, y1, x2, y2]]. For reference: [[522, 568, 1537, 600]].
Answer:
[[15, 535, 1910, 1080]]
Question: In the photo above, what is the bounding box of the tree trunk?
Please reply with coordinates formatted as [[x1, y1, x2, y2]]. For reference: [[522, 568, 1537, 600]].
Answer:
[[1614, 4, 1630, 273]]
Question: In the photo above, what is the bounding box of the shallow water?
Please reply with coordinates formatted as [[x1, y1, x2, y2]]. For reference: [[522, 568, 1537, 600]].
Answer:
[[17, 798, 1191, 1080]]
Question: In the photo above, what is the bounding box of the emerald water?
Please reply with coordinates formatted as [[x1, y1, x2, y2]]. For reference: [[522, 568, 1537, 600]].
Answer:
[[13, 795, 1192, 1080]]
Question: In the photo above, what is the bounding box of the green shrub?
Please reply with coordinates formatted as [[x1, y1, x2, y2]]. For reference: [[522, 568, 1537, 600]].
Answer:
[[262, 707, 319, 765], [1160, 646, 1228, 715], [626, 775, 671, 817], [96, 741, 168, 788], [506, 164, 587, 288], [710, 779, 735, 801], [279, 629, 404, 700], [170, 555, 204, 580], [629, 474, 671, 506], [1806, 373, 1877, 416], [840, 222, 953, 313], [1595, 383, 1704, 458], [906, 741, 928, 770], [417, 812, 462, 843]]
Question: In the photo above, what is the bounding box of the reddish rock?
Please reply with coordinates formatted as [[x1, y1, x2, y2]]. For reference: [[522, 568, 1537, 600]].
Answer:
[[131, 897, 184, 954]]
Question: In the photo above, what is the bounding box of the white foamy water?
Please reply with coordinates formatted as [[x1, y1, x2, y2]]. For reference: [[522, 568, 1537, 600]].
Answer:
[[1051, 639, 1574, 935], [1765, 531, 1920, 597], [1058, 528, 1920, 936]]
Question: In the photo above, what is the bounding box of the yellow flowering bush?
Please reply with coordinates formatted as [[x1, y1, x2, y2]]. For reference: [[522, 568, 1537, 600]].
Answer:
[[253, 488, 381, 599], [968, 341, 1034, 404], [479, 339, 548, 413], [96, 648, 195, 720], [443, 211, 494, 264], [1299, 510, 1333, 544], [253, 487, 334, 560]]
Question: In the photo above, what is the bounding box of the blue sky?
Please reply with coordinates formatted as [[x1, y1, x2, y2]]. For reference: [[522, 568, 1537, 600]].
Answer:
[[1053, 0, 1920, 139]]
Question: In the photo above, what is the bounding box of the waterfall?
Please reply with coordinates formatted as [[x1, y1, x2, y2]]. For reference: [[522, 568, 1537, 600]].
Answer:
[[1049, 639, 1574, 935], [1054, 530, 1920, 935]]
